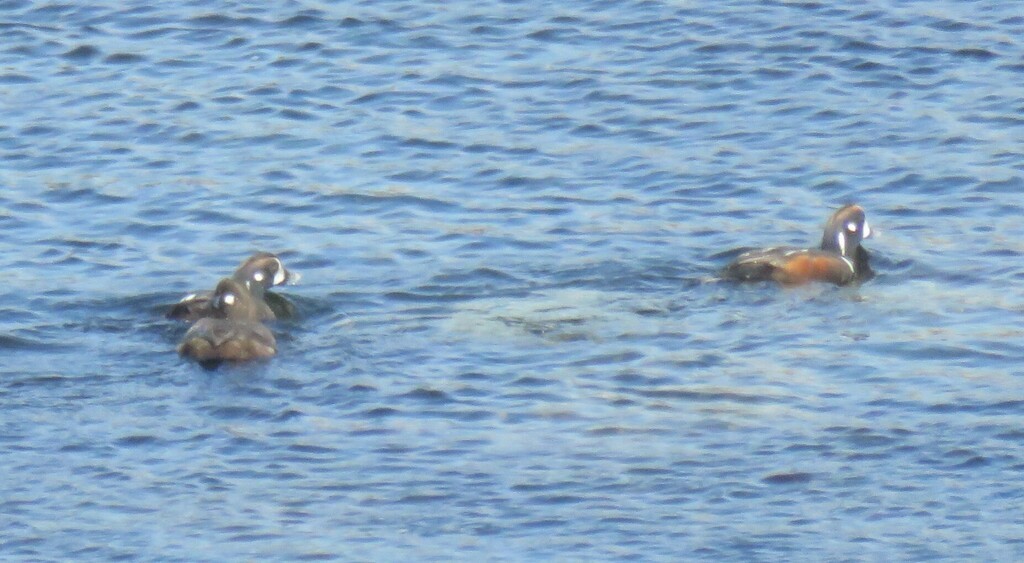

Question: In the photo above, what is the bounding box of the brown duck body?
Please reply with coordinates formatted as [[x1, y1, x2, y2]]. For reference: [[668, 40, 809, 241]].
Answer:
[[178, 318, 276, 361], [177, 278, 277, 362], [722, 204, 873, 286]]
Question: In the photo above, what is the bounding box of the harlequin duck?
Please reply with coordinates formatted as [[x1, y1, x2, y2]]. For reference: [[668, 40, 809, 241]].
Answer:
[[178, 278, 277, 362], [721, 204, 873, 285], [167, 252, 296, 321]]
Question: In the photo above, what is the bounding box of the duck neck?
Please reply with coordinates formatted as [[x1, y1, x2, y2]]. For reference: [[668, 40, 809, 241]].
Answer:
[[820, 230, 848, 256]]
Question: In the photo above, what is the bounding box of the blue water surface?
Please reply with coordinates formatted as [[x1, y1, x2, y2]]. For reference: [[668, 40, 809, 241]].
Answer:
[[2, 1, 1024, 560]]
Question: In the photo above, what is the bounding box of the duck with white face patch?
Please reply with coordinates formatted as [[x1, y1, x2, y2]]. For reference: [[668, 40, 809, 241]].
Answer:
[[166, 252, 299, 321], [721, 204, 874, 286], [233, 252, 296, 293], [177, 277, 277, 363]]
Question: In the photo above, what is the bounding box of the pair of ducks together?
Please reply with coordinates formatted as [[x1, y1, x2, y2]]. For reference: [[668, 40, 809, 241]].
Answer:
[[169, 204, 873, 363], [168, 252, 297, 363]]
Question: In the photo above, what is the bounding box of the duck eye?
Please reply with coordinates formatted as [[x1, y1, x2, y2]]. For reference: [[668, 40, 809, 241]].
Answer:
[[253, 272, 265, 282], [846, 221, 858, 232], [222, 293, 236, 306]]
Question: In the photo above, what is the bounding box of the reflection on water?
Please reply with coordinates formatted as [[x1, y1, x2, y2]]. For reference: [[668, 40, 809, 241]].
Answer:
[[448, 289, 667, 342]]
